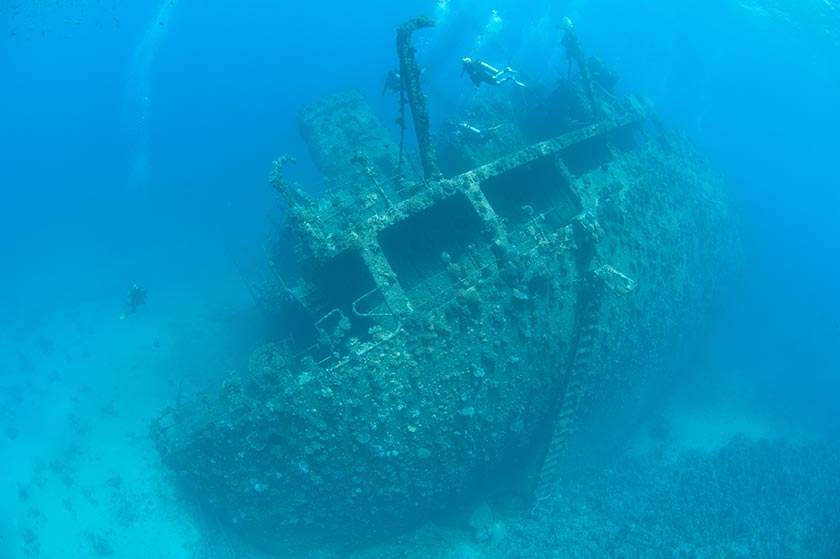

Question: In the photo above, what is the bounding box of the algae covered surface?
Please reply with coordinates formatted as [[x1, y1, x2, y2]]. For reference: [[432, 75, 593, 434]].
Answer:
[[154, 40, 738, 552], [350, 437, 840, 559], [2, 1, 839, 558]]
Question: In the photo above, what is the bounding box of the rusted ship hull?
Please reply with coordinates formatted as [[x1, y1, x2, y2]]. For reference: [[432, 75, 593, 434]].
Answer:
[[153, 20, 736, 549]]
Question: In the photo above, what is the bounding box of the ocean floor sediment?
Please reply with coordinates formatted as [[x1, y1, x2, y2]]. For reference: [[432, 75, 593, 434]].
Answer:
[[350, 436, 840, 559]]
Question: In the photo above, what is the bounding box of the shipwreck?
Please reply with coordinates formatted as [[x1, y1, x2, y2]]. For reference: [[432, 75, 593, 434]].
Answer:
[[153, 18, 736, 554]]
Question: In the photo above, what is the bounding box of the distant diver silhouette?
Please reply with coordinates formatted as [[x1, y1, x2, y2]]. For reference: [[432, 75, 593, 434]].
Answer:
[[560, 17, 598, 115], [382, 69, 402, 95], [121, 284, 148, 319]]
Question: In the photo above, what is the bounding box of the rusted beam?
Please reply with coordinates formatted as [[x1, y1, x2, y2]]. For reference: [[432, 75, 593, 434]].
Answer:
[[397, 17, 440, 180]]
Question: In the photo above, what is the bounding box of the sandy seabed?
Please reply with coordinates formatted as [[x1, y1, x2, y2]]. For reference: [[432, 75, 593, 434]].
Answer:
[[3, 290, 838, 559]]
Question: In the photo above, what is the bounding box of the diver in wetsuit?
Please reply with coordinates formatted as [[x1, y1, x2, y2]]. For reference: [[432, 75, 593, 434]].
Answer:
[[560, 17, 598, 115], [461, 57, 527, 88], [121, 284, 147, 319], [456, 122, 503, 143], [561, 18, 587, 81], [382, 69, 402, 96]]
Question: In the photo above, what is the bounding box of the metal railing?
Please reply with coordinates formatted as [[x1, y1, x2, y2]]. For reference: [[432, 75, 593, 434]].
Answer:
[[308, 172, 427, 229], [285, 189, 580, 374]]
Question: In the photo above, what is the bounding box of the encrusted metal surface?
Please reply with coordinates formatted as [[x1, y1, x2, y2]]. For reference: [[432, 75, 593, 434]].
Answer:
[[153, 46, 736, 554]]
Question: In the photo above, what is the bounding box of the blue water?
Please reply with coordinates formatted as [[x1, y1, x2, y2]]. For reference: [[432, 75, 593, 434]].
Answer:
[[1, 1, 838, 557]]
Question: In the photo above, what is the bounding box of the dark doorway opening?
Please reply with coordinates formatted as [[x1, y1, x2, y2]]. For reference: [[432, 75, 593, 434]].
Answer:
[[562, 135, 612, 177], [378, 193, 485, 292], [480, 156, 581, 226]]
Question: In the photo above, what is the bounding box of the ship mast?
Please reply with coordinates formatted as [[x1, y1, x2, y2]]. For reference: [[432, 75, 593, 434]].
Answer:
[[396, 17, 441, 180]]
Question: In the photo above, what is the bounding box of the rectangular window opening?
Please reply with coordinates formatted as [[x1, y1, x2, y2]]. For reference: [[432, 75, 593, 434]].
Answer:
[[480, 156, 581, 226], [378, 193, 485, 293], [609, 125, 642, 153], [562, 135, 612, 177], [310, 250, 383, 341]]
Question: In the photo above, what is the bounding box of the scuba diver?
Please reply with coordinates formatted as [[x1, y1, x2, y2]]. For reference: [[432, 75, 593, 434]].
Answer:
[[382, 69, 402, 96], [560, 17, 599, 115], [456, 122, 503, 143], [384, 67, 430, 95], [461, 57, 527, 88], [121, 284, 148, 319], [560, 17, 587, 81]]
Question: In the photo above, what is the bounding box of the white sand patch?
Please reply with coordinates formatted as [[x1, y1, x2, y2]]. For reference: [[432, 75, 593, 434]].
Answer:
[[1, 280, 265, 558]]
